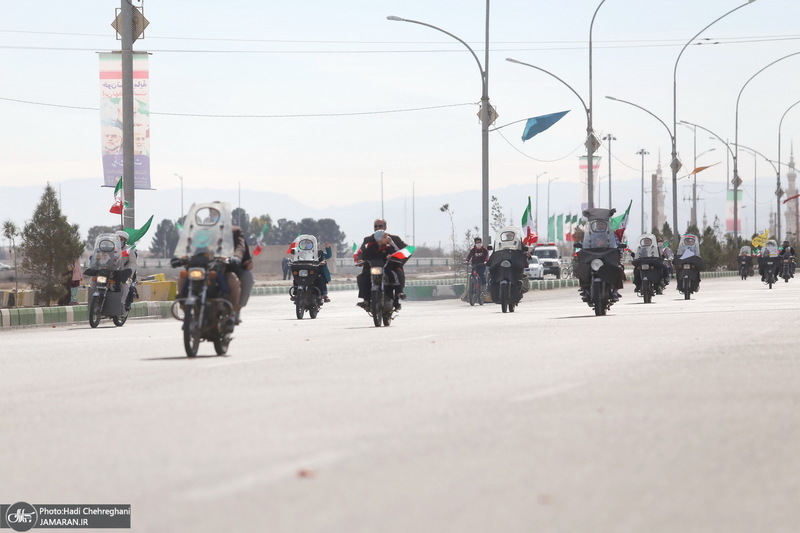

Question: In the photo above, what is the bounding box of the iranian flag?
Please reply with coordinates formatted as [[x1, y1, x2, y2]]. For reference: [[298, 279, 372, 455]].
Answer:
[[521, 196, 538, 246], [611, 200, 632, 242], [109, 177, 126, 214], [352, 242, 358, 258], [390, 246, 415, 260], [253, 223, 270, 256], [286, 236, 300, 254]]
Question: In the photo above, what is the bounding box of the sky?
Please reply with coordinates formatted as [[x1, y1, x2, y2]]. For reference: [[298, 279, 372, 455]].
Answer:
[[3, 0, 800, 249]]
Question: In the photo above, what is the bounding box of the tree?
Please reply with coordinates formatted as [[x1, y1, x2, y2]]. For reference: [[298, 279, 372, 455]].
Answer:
[[85, 225, 117, 250], [149, 219, 179, 258], [490, 195, 507, 233], [232, 207, 250, 237], [18, 184, 84, 305], [2, 220, 20, 297], [248, 214, 273, 245], [270, 218, 300, 245], [315, 218, 346, 245], [661, 222, 675, 250]]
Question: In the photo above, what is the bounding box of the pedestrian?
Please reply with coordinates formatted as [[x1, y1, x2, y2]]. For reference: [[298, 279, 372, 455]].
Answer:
[[282, 256, 292, 280]]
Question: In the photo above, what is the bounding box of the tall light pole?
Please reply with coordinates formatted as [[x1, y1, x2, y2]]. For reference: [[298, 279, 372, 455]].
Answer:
[[777, 99, 800, 241], [535, 171, 547, 234], [389, 5, 493, 243], [547, 177, 559, 242], [636, 148, 649, 234], [733, 143, 779, 236], [174, 173, 184, 219], [587, 0, 608, 210], [606, 96, 675, 230], [674, 0, 756, 240], [734, 49, 800, 240], [602, 134, 616, 208]]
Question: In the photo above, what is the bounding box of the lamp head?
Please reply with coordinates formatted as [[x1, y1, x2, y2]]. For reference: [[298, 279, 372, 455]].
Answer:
[[387, 16, 404, 21], [605, 96, 618, 101]]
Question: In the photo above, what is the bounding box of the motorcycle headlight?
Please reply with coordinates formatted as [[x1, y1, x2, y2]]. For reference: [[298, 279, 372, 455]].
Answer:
[[298, 269, 309, 277], [96, 275, 107, 284], [641, 264, 650, 270], [188, 268, 206, 280], [590, 258, 604, 271], [500, 260, 511, 268], [370, 266, 383, 275]]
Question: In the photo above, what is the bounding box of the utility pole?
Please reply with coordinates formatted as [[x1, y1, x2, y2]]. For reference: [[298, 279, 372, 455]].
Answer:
[[637, 149, 649, 234], [120, 0, 135, 229], [603, 134, 616, 208]]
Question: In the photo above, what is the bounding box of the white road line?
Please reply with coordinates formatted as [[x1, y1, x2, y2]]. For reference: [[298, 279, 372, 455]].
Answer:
[[387, 334, 437, 343], [508, 382, 585, 403]]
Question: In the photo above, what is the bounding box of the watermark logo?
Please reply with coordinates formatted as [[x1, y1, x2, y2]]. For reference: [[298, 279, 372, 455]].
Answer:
[[3, 502, 37, 532]]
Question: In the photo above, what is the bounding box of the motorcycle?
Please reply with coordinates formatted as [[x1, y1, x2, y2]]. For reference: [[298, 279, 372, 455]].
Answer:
[[674, 234, 703, 300], [364, 256, 403, 327], [759, 240, 780, 289], [738, 245, 753, 280], [289, 235, 324, 319], [170, 202, 237, 357], [487, 226, 528, 313], [574, 208, 623, 316], [84, 232, 134, 328], [780, 256, 794, 283], [631, 233, 665, 304]]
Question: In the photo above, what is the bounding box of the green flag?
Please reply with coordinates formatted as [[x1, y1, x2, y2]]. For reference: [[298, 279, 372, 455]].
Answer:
[[124, 215, 154, 248], [547, 215, 555, 242], [556, 214, 564, 241]]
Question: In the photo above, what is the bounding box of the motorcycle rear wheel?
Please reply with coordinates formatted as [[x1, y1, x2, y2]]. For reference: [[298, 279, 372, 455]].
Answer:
[[183, 305, 200, 358], [89, 296, 102, 328], [112, 310, 129, 327], [213, 334, 230, 355]]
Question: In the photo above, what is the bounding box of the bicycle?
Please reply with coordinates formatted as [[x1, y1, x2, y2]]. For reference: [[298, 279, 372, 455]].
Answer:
[[465, 262, 485, 306]]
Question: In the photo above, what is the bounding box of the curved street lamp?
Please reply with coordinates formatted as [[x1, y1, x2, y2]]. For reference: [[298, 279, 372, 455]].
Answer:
[[776, 99, 800, 240], [733, 49, 800, 240], [587, 0, 609, 210], [732, 142, 779, 237], [388, 7, 492, 243], [636, 148, 649, 234], [672, 0, 756, 241]]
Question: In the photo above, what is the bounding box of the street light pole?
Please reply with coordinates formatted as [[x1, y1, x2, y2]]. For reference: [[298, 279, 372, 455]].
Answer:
[[777, 99, 800, 241], [535, 171, 547, 234], [732, 143, 779, 236], [547, 177, 559, 241], [636, 148, 649, 234], [174, 173, 184, 220], [674, 0, 755, 240], [389, 5, 493, 243], [602, 134, 616, 208], [587, 0, 608, 210]]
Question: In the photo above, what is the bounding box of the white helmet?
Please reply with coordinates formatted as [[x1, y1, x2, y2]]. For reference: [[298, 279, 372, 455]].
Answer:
[[115, 230, 129, 241]]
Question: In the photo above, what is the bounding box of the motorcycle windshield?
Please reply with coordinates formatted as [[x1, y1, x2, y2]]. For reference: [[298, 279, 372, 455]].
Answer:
[[175, 202, 235, 258], [294, 235, 318, 262], [89, 233, 123, 271]]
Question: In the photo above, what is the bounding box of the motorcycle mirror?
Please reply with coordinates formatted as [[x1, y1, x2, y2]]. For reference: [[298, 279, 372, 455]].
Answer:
[[574, 242, 583, 250]]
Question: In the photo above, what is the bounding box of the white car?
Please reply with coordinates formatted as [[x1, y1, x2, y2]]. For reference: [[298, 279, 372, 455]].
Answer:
[[0, 261, 12, 271], [524, 256, 544, 280]]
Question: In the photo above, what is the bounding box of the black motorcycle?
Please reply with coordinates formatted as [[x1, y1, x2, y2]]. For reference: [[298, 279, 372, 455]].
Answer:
[[85, 268, 133, 328], [632, 257, 664, 304], [780, 257, 794, 283], [488, 249, 526, 313], [364, 257, 401, 327], [738, 255, 752, 280], [171, 254, 235, 357], [675, 256, 702, 299], [289, 260, 324, 319], [759, 255, 778, 289], [575, 246, 622, 316]]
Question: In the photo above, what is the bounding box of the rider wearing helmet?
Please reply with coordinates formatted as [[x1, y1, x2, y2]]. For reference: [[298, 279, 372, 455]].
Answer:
[[779, 240, 796, 277], [355, 219, 407, 310]]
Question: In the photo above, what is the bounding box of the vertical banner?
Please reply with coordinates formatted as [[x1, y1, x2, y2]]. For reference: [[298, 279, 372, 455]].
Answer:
[[547, 215, 555, 242], [99, 52, 150, 188], [726, 190, 742, 233], [579, 155, 601, 210]]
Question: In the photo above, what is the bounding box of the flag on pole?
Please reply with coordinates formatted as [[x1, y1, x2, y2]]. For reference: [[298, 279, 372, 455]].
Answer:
[[123, 215, 153, 249], [564, 213, 573, 242], [547, 215, 555, 242], [109, 177, 125, 214], [556, 214, 564, 242], [521, 196, 538, 245], [286, 235, 300, 254], [521, 110, 570, 142], [610, 200, 633, 242], [253, 223, 270, 256], [390, 246, 416, 261]]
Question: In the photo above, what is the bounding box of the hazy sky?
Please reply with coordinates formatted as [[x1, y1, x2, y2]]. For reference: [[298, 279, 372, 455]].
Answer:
[[3, 0, 800, 239]]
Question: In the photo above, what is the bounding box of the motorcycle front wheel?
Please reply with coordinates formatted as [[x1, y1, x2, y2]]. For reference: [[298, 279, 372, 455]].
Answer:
[[295, 288, 305, 319], [88, 296, 103, 328], [371, 287, 383, 327], [682, 277, 691, 300], [592, 283, 607, 316], [642, 279, 652, 304], [183, 304, 201, 357]]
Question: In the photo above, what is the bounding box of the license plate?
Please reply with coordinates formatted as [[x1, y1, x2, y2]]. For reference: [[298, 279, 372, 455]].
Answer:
[[299, 270, 308, 277], [683, 264, 691, 269], [641, 264, 650, 270]]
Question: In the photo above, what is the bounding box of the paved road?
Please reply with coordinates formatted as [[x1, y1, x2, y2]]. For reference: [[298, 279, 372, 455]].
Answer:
[[2, 278, 799, 533]]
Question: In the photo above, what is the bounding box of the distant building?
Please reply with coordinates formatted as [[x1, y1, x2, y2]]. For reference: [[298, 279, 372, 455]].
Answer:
[[785, 148, 798, 242]]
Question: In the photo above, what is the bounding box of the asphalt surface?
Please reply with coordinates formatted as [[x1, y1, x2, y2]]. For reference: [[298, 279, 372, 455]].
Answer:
[[2, 277, 799, 533]]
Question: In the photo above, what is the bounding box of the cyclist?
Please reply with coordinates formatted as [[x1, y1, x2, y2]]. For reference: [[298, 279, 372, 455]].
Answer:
[[465, 237, 490, 289]]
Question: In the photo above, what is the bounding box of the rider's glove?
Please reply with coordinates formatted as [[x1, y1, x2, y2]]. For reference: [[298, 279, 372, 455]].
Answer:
[[170, 257, 184, 268], [230, 256, 242, 266]]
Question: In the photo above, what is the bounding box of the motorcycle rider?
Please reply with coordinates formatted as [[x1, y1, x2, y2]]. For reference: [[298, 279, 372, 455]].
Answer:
[[759, 239, 780, 282], [778, 240, 796, 277], [356, 219, 407, 310], [464, 237, 490, 288], [116, 230, 138, 310], [232, 225, 252, 324]]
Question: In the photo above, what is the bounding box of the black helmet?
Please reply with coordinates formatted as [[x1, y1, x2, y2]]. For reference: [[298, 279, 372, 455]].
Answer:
[[783, 240, 790, 246]]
